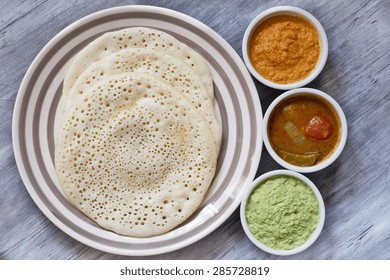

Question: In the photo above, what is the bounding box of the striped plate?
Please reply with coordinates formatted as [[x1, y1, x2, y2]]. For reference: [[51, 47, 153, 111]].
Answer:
[[12, 5, 262, 256]]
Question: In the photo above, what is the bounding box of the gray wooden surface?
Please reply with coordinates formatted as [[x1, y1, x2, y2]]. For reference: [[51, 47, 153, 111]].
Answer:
[[1, 0, 389, 260]]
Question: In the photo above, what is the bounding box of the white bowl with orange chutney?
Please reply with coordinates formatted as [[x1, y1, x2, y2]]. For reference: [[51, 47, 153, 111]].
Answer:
[[242, 6, 328, 90], [263, 88, 347, 173]]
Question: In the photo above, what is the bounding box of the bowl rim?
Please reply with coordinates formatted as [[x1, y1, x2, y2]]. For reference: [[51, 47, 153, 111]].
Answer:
[[242, 6, 329, 90], [240, 169, 326, 256], [263, 87, 348, 173]]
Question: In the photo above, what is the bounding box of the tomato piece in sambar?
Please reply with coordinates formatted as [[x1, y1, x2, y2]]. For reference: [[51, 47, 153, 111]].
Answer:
[[304, 115, 334, 141]]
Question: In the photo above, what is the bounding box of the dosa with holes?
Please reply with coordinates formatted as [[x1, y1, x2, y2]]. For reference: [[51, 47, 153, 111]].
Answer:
[[63, 48, 221, 150], [55, 74, 218, 237], [63, 27, 214, 102]]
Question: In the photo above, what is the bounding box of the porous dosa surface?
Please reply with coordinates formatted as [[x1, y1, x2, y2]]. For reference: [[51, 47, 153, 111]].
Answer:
[[64, 48, 221, 150], [55, 74, 218, 237], [63, 27, 213, 101]]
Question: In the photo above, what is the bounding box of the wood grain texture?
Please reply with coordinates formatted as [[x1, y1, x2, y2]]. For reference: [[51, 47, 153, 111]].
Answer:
[[1, 0, 389, 260]]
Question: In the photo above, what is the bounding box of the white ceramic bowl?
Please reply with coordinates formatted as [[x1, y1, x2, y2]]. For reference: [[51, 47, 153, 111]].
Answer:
[[263, 88, 347, 173], [242, 6, 328, 90], [240, 170, 325, 256]]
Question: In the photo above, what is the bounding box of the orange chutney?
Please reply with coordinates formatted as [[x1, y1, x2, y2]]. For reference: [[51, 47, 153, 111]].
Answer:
[[249, 15, 320, 84]]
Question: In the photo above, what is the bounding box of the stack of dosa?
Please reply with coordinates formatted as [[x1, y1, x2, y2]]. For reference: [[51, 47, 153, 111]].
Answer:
[[55, 27, 220, 237]]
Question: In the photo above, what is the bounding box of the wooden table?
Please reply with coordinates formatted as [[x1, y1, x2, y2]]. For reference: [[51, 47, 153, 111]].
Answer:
[[1, 0, 389, 260]]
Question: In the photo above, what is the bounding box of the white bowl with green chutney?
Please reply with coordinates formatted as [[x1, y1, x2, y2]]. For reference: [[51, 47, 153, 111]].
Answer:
[[240, 170, 325, 255]]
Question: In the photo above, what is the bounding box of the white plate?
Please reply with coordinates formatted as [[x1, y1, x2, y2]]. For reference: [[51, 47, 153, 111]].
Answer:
[[12, 5, 262, 256]]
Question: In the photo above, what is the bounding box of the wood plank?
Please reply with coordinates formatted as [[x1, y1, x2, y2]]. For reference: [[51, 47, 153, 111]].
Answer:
[[1, 0, 389, 259]]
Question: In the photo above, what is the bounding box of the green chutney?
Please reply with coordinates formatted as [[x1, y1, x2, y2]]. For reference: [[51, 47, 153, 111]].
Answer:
[[245, 175, 319, 250]]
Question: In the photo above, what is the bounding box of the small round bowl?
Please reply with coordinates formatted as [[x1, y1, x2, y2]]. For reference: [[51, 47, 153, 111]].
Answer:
[[242, 6, 328, 90], [240, 170, 325, 256], [263, 88, 347, 173]]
